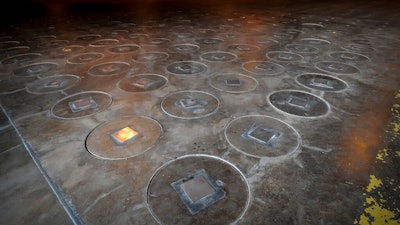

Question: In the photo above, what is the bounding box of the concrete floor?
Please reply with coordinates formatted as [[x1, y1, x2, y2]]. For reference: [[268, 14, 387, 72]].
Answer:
[[1, 0, 400, 224]]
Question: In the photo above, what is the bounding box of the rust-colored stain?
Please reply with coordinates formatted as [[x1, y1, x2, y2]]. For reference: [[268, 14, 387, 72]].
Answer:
[[354, 91, 400, 225]]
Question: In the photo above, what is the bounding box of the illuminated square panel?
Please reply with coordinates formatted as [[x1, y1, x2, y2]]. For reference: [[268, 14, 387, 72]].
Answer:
[[62, 47, 72, 53], [101, 65, 117, 73], [241, 123, 281, 147], [110, 126, 139, 145], [171, 169, 226, 215], [68, 96, 98, 113]]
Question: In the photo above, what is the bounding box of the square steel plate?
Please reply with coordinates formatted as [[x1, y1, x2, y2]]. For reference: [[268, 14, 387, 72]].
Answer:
[[171, 169, 226, 215]]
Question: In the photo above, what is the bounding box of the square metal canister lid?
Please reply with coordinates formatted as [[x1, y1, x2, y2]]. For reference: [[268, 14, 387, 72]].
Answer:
[[170, 169, 226, 215]]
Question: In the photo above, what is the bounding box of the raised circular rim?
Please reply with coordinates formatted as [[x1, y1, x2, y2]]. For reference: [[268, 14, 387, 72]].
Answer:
[[167, 44, 200, 53], [194, 38, 224, 45], [266, 51, 304, 62], [75, 34, 102, 41], [89, 38, 119, 47], [1, 53, 42, 65], [314, 60, 360, 75], [224, 115, 302, 159], [25, 74, 81, 94], [200, 51, 238, 63], [85, 115, 163, 160], [50, 90, 113, 120], [328, 51, 371, 62], [146, 153, 251, 225], [161, 90, 220, 119], [285, 44, 319, 54], [12, 62, 58, 77], [294, 73, 349, 92], [226, 44, 261, 53], [132, 51, 169, 63], [56, 45, 85, 54], [300, 38, 331, 45], [144, 38, 171, 45], [108, 44, 141, 53], [267, 89, 331, 118], [66, 52, 104, 64]]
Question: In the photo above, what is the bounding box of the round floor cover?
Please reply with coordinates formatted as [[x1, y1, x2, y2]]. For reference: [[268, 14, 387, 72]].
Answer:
[[268, 90, 330, 118], [0, 77, 36, 94], [75, 34, 102, 42], [208, 73, 258, 93], [67, 52, 104, 64], [49, 45, 85, 57], [166, 61, 208, 76], [295, 73, 348, 92], [1, 53, 41, 65], [341, 43, 374, 53], [51, 91, 112, 119], [168, 44, 200, 54], [57, 45, 85, 54], [132, 52, 169, 63], [301, 22, 324, 29], [200, 51, 237, 62], [197, 28, 216, 35], [224, 115, 301, 158], [108, 44, 140, 54], [144, 38, 171, 45], [194, 38, 224, 45], [227, 44, 260, 53], [126, 33, 149, 40], [26, 74, 80, 94], [266, 51, 304, 63], [315, 61, 360, 75], [86, 116, 162, 160], [328, 51, 370, 62], [0, 40, 20, 48], [173, 32, 194, 39], [273, 33, 294, 40], [2, 46, 30, 56], [242, 61, 285, 76], [37, 40, 69, 49], [88, 61, 130, 77], [13, 62, 58, 77], [147, 154, 250, 225], [28, 35, 56, 43], [300, 38, 331, 45], [89, 38, 119, 47], [161, 90, 219, 119], [285, 44, 319, 54], [118, 74, 168, 92]]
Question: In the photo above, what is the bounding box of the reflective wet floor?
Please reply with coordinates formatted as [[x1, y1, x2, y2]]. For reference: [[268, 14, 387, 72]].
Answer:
[[1, 0, 400, 224]]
